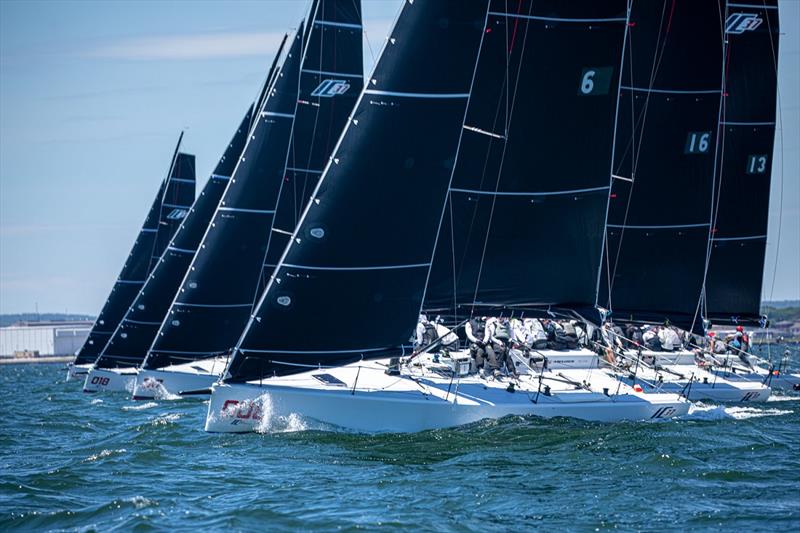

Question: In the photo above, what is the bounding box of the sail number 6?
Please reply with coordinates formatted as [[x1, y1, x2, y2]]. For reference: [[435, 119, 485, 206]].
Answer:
[[579, 67, 613, 96]]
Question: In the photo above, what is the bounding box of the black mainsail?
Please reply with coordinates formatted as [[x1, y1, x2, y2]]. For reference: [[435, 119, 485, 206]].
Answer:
[[144, 1, 363, 371], [73, 137, 195, 365], [599, 0, 725, 332], [93, 109, 253, 369], [225, 0, 489, 382], [704, 1, 779, 327], [423, 0, 628, 319]]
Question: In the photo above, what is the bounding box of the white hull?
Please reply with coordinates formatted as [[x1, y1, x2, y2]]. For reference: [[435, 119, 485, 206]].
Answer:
[[132, 356, 228, 400], [204, 357, 690, 434], [66, 363, 92, 382], [82, 367, 138, 393]]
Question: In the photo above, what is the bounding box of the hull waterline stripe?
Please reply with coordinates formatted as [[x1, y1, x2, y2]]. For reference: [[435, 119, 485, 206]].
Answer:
[[314, 20, 362, 29], [173, 302, 252, 308], [218, 207, 275, 214], [286, 167, 322, 174], [621, 85, 721, 95], [117, 279, 145, 284], [712, 235, 767, 242], [451, 185, 609, 197], [169, 177, 195, 184], [261, 111, 295, 119], [167, 246, 196, 254], [487, 11, 626, 23], [281, 262, 431, 271], [720, 121, 775, 126], [607, 223, 710, 229], [302, 68, 363, 79], [123, 318, 163, 326], [364, 89, 469, 99]]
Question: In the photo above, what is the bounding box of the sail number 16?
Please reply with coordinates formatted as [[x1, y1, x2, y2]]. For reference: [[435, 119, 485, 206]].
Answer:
[[685, 131, 712, 154]]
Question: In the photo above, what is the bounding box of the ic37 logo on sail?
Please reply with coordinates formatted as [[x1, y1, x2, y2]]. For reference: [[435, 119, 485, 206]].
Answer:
[[725, 13, 763, 34], [311, 79, 350, 98]]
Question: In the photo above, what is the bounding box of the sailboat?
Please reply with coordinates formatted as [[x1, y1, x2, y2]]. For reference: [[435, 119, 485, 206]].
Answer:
[[67, 135, 195, 383], [595, 0, 772, 403], [81, 38, 291, 394], [131, 0, 364, 400], [700, 0, 799, 391], [204, 0, 690, 434]]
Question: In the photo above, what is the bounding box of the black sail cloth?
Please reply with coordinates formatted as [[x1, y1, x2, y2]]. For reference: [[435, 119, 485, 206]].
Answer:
[[423, 0, 627, 319], [145, 1, 363, 371], [73, 144, 195, 365], [226, 0, 490, 382], [599, 0, 725, 333], [94, 108, 253, 369], [704, 1, 779, 327]]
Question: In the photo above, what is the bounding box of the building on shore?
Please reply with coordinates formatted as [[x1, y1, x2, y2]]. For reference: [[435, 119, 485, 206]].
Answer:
[[0, 320, 92, 358]]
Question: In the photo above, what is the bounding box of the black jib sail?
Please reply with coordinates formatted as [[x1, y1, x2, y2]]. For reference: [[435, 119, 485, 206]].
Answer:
[[94, 108, 253, 369], [422, 0, 628, 320], [704, 1, 779, 327], [73, 137, 195, 365], [145, 1, 363, 371], [225, 0, 489, 382], [599, 0, 725, 332]]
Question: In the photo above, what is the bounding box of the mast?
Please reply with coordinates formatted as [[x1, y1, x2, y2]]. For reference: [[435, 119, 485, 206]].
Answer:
[[598, 0, 725, 332], [94, 107, 253, 370], [422, 0, 629, 320], [73, 138, 196, 365], [703, 1, 779, 327], [225, 0, 490, 382]]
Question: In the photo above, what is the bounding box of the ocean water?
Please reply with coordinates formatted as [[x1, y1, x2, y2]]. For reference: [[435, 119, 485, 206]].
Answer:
[[1, 363, 799, 532]]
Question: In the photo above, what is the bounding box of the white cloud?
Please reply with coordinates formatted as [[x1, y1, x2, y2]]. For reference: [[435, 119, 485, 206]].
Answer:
[[89, 31, 288, 60]]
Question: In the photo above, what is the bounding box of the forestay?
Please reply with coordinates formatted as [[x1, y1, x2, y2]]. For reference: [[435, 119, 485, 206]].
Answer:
[[95, 108, 253, 369], [599, 0, 725, 332], [145, 0, 362, 371], [704, 0, 779, 327], [225, 0, 489, 382], [423, 0, 628, 319], [74, 138, 195, 365]]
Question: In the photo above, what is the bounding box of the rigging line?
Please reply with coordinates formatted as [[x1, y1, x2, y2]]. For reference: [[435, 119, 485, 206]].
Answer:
[[228, 1, 407, 377], [596, 0, 633, 310], [609, 0, 673, 295], [253, 20, 315, 314], [470, 0, 535, 314], [692, 0, 729, 335], [763, 3, 785, 305], [416, 3, 492, 324], [140, 29, 293, 373]]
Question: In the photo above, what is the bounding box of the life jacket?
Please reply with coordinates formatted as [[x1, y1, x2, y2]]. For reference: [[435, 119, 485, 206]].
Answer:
[[469, 318, 485, 340], [494, 321, 510, 341], [422, 323, 439, 345]]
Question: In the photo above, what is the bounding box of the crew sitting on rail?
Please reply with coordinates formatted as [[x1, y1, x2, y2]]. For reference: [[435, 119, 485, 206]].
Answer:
[[658, 326, 682, 352], [488, 316, 515, 374], [642, 326, 662, 351], [466, 316, 499, 372], [624, 323, 644, 349], [415, 314, 459, 352], [599, 321, 624, 364]]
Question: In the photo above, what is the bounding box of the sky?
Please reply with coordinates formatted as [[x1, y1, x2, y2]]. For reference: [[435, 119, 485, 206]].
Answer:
[[0, 0, 798, 316]]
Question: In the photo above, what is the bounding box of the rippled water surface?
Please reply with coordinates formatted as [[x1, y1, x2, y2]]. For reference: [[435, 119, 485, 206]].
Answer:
[[1, 363, 799, 531]]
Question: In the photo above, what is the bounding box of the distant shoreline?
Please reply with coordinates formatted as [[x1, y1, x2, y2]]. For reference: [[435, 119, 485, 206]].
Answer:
[[0, 356, 72, 365]]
